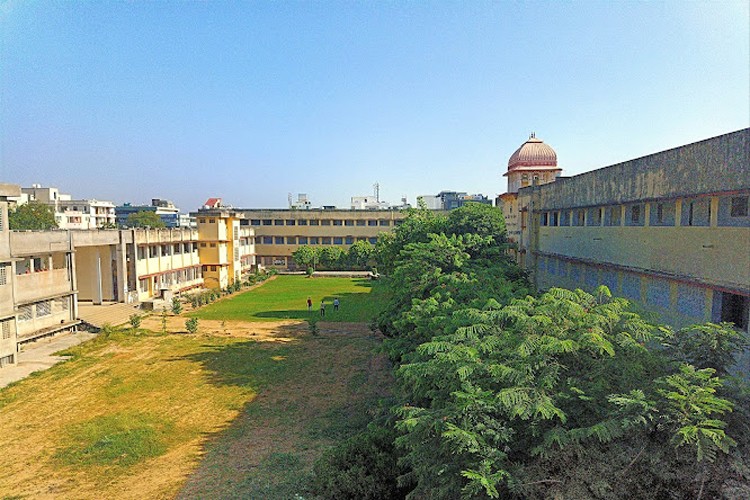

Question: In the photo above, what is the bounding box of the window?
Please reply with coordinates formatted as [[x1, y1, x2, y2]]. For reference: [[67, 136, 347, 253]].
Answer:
[[550, 211, 559, 226], [656, 204, 663, 223], [298, 219, 308, 226], [541, 213, 548, 226], [322, 237, 332, 245], [345, 236, 354, 244], [287, 237, 297, 244], [604, 206, 621, 226], [200, 242, 207, 248], [586, 208, 602, 226], [36, 300, 51, 317], [0, 265, 7, 286], [210, 265, 216, 271], [333, 219, 342, 226], [209, 219, 215, 224], [298, 236, 308, 244], [262, 236, 273, 244], [250, 219, 261, 225], [275, 237, 284, 244], [286, 219, 296, 226], [356, 220, 366, 226], [368, 220, 377, 226], [379, 220, 390, 226], [262, 219, 272, 225], [162, 245, 169, 255], [209, 243, 216, 248], [369, 237, 378, 244], [333, 237, 343, 244], [626, 204, 644, 226], [19, 305, 32, 321], [310, 237, 319, 244], [150, 246, 158, 257], [731, 196, 748, 217], [1, 319, 11, 339], [173, 244, 180, 254], [198, 218, 206, 223], [309, 220, 320, 226], [56, 297, 69, 311], [682, 198, 710, 227], [321, 220, 331, 226], [274, 219, 284, 226], [345, 220, 354, 226], [572, 210, 585, 226]]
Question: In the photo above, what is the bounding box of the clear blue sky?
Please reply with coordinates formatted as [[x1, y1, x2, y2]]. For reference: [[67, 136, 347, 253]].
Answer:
[[1, 1, 748, 211]]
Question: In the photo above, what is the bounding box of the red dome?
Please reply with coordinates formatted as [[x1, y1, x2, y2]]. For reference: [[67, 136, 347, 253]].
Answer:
[[507, 134, 558, 171]]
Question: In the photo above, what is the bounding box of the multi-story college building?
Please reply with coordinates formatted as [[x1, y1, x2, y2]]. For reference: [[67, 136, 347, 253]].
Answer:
[[498, 129, 750, 332], [237, 208, 408, 268]]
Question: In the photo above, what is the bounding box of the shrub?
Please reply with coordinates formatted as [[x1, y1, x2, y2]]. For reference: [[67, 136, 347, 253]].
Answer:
[[171, 297, 183, 315], [310, 425, 407, 499], [185, 317, 199, 335], [129, 314, 141, 331]]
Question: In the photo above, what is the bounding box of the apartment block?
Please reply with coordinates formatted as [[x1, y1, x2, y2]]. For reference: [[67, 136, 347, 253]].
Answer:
[[194, 207, 254, 289]]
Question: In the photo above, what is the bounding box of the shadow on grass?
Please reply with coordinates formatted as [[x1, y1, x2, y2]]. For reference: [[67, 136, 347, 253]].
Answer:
[[174, 338, 305, 390]]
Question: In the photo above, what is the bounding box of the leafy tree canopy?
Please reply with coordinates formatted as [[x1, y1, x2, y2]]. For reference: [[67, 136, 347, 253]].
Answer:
[[8, 202, 58, 230], [126, 210, 166, 228]]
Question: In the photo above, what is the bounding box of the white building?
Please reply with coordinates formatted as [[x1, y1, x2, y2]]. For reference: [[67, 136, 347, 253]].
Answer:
[[21, 185, 116, 229]]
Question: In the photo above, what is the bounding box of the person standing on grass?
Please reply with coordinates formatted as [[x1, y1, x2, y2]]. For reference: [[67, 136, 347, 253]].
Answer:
[[307, 296, 312, 312], [333, 298, 340, 312], [320, 300, 326, 317]]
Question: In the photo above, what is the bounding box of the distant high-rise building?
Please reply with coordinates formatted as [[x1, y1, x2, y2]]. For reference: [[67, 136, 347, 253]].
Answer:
[[20, 185, 116, 229]]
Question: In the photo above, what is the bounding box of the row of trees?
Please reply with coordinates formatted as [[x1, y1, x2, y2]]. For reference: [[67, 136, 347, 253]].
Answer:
[[311, 203, 750, 499], [292, 240, 375, 271], [8, 202, 165, 230]]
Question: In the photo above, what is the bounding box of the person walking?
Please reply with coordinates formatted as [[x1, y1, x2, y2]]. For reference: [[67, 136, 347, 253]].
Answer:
[[307, 297, 313, 312], [333, 298, 340, 312], [320, 300, 326, 317]]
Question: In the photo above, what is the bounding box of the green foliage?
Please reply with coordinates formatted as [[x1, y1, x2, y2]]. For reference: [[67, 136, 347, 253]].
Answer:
[[128, 314, 141, 331], [8, 202, 58, 230], [185, 317, 199, 334], [310, 425, 409, 499], [659, 322, 749, 376], [126, 210, 166, 228], [293, 242, 376, 271], [171, 297, 183, 315]]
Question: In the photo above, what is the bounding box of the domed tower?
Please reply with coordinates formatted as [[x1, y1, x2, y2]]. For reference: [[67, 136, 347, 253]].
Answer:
[[504, 133, 561, 193]]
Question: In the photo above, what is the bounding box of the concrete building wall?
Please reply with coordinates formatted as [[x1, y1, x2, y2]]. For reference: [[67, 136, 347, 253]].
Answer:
[[520, 128, 750, 332]]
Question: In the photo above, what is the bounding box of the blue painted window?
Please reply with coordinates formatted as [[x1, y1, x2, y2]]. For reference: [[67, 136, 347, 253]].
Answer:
[[585, 266, 599, 289], [681, 198, 710, 226], [560, 210, 571, 226], [621, 274, 641, 301], [717, 195, 750, 227], [625, 204, 644, 226], [649, 201, 676, 226], [570, 263, 582, 283], [586, 208, 602, 226], [298, 237, 308, 244], [677, 283, 706, 318], [604, 206, 621, 226], [333, 237, 343, 244], [646, 278, 671, 309]]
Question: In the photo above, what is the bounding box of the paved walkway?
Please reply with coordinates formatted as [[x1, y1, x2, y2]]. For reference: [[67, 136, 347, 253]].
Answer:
[[0, 331, 97, 389], [78, 301, 145, 328]]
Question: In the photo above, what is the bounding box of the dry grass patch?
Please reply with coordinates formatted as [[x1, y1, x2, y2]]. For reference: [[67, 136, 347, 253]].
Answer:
[[0, 319, 393, 499]]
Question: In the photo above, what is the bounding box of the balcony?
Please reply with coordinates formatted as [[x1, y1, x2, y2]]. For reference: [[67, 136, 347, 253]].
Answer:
[[15, 269, 72, 303]]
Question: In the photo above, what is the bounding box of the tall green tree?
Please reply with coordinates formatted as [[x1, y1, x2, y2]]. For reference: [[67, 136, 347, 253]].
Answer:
[[126, 210, 166, 228], [292, 245, 320, 270], [8, 202, 58, 230], [346, 240, 375, 269]]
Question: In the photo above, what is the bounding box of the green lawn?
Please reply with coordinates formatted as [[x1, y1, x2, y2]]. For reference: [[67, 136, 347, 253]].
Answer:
[[190, 275, 388, 322]]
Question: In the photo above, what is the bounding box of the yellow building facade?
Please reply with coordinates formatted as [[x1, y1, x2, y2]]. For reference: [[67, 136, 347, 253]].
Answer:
[[238, 208, 408, 268], [195, 209, 254, 289], [500, 129, 750, 332]]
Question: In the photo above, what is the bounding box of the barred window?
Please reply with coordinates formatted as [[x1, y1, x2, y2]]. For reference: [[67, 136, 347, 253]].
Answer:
[[1, 319, 11, 339], [19, 305, 33, 321], [0, 264, 6, 285], [37, 300, 51, 317]]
